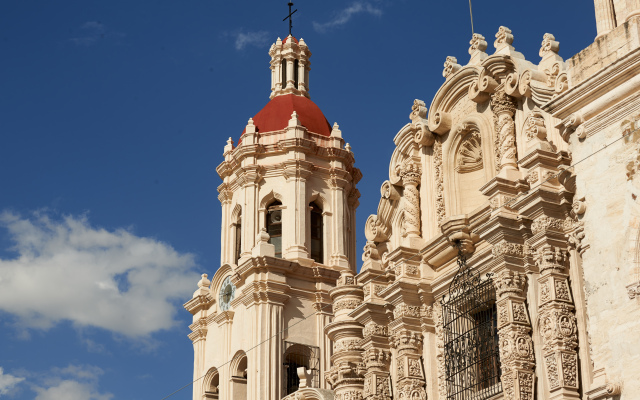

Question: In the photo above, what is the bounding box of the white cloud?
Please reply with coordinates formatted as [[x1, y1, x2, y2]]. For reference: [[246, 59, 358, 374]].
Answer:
[[70, 21, 125, 46], [0, 367, 24, 395], [33, 364, 112, 400], [232, 30, 270, 50], [313, 2, 383, 33], [0, 211, 198, 337]]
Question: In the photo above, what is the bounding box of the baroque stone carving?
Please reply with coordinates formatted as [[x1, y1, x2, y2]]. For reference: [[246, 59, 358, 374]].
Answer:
[[524, 109, 547, 142], [531, 216, 565, 234], [495, 26, 515, 50], [491, 86, 518, 172], [363, 323, 389, 338], [492, 241, 525, 258], [443, 56, 461, 78], [540, 33, 560, 58], [409, 99, 434, 147], [456, 130, 483, 173], [334, 299, 363, 312], [434, 139, 446, 224], [400, 161, 421, 237]]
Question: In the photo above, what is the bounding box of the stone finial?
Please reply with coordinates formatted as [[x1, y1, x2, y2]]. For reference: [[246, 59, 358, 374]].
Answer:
[[192, 273, 211, 297], [224, 137, 234, 154], [410, 99, 427, 122], [443, 56, 461, 78], [494, 26, 514, 50], [257, 228, 270, 243], [198, 273, 211, 288], [345, 143, 352, 152], [469, 33, 488, 54], [299, 38, 307, 47], [468, 33, 488, 65], [245, 118, 256, 134], [539, 33, 560, 58], [331, 122, 342, 138], [252, 228, 275, 257], [288, 111, 301, 127]]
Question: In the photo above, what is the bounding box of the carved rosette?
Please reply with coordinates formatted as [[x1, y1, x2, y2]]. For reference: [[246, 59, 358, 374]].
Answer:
[[490, 86, 518, 172], [494, 270, 536, 400], [400, 161, 422, 237]]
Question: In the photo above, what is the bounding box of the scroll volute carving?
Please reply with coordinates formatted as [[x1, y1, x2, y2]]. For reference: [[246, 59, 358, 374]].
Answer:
[[410, 99, 435, 147]]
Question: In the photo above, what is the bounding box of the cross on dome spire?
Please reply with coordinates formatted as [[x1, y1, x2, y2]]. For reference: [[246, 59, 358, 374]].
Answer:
[[282, 2, 297, 36]]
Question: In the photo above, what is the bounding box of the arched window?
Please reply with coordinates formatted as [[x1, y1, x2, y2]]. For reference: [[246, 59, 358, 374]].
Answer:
[[267, 200, 283, 258], [283, 342, 319, 394], [203, 368, 220, 399], [310, 202, 323, 263], [234, 211, 242, 265], [442, 243, 501, 400], [281, 60, 287, 88], [231, 352, 247, 400], [293, 59, 299, 89]]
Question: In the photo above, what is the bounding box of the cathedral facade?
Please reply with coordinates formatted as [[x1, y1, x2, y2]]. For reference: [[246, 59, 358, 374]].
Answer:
[[185, 1, 640, 399]]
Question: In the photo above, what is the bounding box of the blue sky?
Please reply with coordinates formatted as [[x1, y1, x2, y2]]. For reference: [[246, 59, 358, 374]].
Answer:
[[0, 1, 595, 399]]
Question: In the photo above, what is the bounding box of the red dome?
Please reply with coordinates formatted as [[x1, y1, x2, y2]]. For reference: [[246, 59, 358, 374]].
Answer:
[[242, 94, 332, 137], [282, 35, 299, 44]]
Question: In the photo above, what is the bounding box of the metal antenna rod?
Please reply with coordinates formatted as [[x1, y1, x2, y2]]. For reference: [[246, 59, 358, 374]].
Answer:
[[469, 0, 475, 35]]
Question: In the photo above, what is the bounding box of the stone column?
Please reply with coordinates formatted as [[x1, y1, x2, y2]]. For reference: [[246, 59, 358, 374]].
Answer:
[[494, 270, 536, 400], [400, 161, 422, 238], [490, 86, 519, 178], [314, 295, 334, 389], [595, 0, 617, 38], [241, 167, 260, 260], [325, 272, 365, 400], [390, 323, 426, 399], [286, 58, 295, 89], [329, 171, 351, 269], [534, 244, 580, 400], [627, 0, 640, 20]]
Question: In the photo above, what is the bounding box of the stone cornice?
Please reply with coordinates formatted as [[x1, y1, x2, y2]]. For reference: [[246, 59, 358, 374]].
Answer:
[[183, 294, 214, 315], [213, 310, 235, 326], [543, 47, 640, 118]]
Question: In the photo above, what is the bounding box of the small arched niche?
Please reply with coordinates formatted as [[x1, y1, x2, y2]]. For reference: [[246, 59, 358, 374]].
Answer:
[[230, 351, 247, 400], [203, 367, 220, 399], [452, 122, 490, 214]]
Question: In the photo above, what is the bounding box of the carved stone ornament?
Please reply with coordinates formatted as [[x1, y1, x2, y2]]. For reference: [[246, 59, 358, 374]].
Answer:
[[531, 215, 565, 234], [469, 33, 488, 54], [333, 299, 363, 312], [540, 33, 560, 58], [534, 246, 568, 272], [494, 26, 514, 50], [494, 269, 527, 297], [492, 241, 526, 259], [434, 139, 446, 224], [456, 130, 483, 173], [627, 281, 640, 299], [443, 56, 461, 78], [400, 161, 422, 237], [363, 323, 389, 338], [491, 86, 518, 171], [524, 109, 547, 142], [409, 99, 434, 147]]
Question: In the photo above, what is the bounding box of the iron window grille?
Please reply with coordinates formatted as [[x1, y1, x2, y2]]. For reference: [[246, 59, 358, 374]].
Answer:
[[442, 242, 502, 400], [283, 341, 320, 394]]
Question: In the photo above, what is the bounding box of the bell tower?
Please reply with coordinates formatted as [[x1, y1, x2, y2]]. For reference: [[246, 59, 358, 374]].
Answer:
[[185, 31, 361, 400]]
